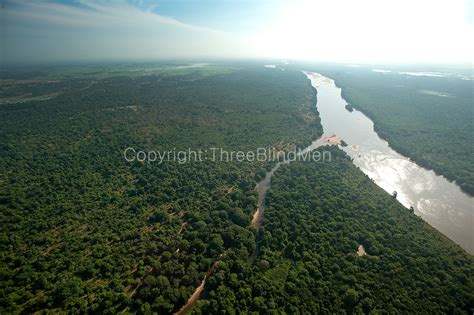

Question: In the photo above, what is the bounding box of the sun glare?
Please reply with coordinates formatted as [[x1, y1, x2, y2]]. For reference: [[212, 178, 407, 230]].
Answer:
[[254, 0, 473, 63]]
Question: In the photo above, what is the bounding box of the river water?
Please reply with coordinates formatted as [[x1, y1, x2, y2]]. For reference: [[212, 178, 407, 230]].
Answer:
[[255, 70, 473, 255]]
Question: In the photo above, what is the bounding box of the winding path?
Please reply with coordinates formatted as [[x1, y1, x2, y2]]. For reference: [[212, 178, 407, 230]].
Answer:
[[174, 253, 226, 315]]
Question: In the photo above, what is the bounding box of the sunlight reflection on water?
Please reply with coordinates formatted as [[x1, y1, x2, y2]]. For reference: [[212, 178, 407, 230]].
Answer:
[[305, 72, 474, 254]]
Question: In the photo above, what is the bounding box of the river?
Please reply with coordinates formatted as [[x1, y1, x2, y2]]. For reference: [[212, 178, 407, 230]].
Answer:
[[254, 70, 473, 255]]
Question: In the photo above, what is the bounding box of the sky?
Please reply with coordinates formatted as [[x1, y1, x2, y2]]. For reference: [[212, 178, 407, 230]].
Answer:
[[1, 0, 473, 64]]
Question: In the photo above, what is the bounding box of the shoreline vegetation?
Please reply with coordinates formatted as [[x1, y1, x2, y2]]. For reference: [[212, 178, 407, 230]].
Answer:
[[309, 64, 474, 196], [0, 65, 323, 313], [196, 147, 474, 313], [1, 63, 473, 314]]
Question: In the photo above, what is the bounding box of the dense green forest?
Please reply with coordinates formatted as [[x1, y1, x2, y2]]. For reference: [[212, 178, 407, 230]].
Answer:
[[0, 65, 321, 313], [300, 63, 474, 195], [196, 147, 474, 314], [1, 63, 473, 314]]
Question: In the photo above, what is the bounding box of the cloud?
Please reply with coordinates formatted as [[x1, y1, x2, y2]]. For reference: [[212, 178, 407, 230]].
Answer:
[[1, 0, 254, 63], [2, 0, 472, 64]]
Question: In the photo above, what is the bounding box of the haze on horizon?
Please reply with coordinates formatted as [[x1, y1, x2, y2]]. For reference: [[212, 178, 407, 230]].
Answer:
[[1, 0, 473, 65]]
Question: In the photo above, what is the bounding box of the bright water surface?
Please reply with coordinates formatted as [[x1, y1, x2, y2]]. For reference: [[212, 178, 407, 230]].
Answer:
[[255, 70, 473, 254]]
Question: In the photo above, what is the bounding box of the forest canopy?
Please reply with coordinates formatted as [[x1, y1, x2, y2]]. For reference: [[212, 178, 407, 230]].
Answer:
[[1, 63, 472, 314], [300, 63, 474, 195], [0, 64, 321, 313], [196, 147, 474, 313]]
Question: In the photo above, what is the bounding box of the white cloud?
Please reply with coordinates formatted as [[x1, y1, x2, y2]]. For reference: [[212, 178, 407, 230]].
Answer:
[[2, 0, 254, 63], [2, 0, 473, 64]]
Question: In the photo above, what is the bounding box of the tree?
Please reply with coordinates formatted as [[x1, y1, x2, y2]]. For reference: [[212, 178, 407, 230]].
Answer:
[[343, 289, 358, 310]]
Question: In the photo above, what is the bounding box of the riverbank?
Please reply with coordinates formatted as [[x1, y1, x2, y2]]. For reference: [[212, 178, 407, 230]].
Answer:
[[317, 68, 474, 197], [322, 134, 342, 145], [305, 71, 473, 254]]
